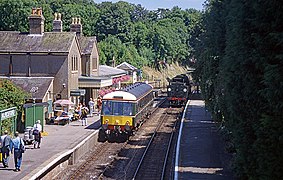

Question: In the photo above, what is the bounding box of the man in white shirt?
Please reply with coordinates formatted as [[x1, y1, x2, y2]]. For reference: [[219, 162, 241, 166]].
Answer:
[[11, 131, 25, 171], [33, 120, 42, 149], [88, 98, 95, 117]]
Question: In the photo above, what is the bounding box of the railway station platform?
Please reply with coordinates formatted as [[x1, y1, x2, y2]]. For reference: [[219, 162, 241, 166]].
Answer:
[[175, 100, 235, 179], [0, 115, 101, 180]]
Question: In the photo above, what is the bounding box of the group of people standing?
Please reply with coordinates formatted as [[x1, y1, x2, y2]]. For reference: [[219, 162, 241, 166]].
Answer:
[[76, 102, 89, 126], [86, 96, 102, 116], [75, 96, 102, 126], [87, 96, 102, 116], [0, 120, 42, 172]]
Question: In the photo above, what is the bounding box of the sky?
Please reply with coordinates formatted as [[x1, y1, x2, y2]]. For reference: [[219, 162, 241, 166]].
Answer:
[[94, 0, 205, 10]]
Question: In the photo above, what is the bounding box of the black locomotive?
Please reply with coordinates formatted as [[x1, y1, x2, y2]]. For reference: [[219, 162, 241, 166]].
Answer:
[[167, 74, 191, 106]]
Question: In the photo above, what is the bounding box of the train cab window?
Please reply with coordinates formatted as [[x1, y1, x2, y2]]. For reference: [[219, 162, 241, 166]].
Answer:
[[123, 102, 134, 116], [102, 101, 112, 115], [113, 102, 123, 115]]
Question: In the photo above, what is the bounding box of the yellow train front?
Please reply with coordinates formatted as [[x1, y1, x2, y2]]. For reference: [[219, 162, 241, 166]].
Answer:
[[98, 82, 154, 142]]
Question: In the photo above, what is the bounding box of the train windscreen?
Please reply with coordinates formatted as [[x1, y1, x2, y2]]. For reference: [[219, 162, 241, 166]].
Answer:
[[102, 101, 134, 116]]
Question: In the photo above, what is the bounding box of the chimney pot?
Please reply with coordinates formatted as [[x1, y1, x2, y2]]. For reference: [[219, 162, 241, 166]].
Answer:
[[53, 12, 62, 32], [32, 8, 36, 15], [54, 12, 57, 20], [37, 8, 42, 16], [29, 7, 45, 34], [70, 17, 83, 36]]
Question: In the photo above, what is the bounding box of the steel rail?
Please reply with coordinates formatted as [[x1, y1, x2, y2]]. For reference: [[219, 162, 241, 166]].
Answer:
[[161, 120, 178, 180], [68, 142, 109, 180], [132, 108, 171, 180], [98, 97, 167, 180]]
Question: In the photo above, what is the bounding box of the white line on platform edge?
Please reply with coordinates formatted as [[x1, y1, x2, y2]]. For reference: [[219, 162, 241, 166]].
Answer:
[[28, 129, 99, 180], [174, 100, 190, 180]]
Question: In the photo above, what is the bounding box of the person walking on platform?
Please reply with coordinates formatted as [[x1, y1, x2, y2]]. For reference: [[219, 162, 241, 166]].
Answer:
[[33, 120, 42, 149], [77, 103, 82, 119], [81, 104, 89, 126], [97, 95, 102, 115], [0, 130, 12, 168], [88, 98, 95, 117], [11, 131, 25, 172]]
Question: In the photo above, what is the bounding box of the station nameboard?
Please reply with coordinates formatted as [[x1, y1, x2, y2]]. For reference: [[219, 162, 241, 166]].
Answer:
[[70, 89, 86, 96], [0, 107, 17, 121]]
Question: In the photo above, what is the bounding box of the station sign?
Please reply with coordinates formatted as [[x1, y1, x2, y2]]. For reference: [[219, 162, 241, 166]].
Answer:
[[70, 89, 86, 96], [0, 107, 17, 121]]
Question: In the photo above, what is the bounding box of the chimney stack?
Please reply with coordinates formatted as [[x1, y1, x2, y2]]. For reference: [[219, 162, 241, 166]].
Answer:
[[28, 7, 45, 35], [53, 13, 62, 32], [70, 17, 82, 36]]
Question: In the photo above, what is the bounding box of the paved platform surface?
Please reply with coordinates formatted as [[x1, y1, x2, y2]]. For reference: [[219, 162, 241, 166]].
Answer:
[[177, 100, 235, 180], [0, 115, 101, 180]]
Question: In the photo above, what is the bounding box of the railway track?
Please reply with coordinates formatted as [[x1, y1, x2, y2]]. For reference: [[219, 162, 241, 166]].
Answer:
[[70, 142, 127, 180], [98, 106, 181, 180], [53, 141, 127, 179], [132, 108, 181, 180], [97, 98, 168, 179], [53, 97, 182, 180]]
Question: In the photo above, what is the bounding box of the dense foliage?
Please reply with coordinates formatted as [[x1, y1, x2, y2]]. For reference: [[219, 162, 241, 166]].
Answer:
[[0, 80, 28, 133], [5, 0, 283, 178], [193, 0, 283, 178], [0, 0, 202, 69]]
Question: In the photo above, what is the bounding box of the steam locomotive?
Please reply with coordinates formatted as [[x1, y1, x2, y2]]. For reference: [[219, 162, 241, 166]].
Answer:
[[167, 74, 191, 106]]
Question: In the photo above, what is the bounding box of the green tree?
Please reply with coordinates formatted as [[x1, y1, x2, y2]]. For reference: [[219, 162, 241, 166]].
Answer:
[[0, 0, 36, 32], [193, 0, 283, 178], [98, 36, 146, 68], [0, 80, 28, 133], [96, 1, 134, 42], [53, 1, 99, 36], [130, 4, 149, 22]]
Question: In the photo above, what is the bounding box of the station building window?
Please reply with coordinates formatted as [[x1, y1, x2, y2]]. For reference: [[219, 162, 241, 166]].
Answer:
[[71, 55, 78, 71]]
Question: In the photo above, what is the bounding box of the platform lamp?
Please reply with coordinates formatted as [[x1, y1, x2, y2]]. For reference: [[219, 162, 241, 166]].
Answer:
[[59, 83, 66, 98], [30, 86, 38, 125]]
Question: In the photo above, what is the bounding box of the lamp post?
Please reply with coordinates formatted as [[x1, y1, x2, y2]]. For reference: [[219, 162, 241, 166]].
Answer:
[[58, 83, 66, 99], [30, 86, 38, 125], [33, 98, 36, 125]]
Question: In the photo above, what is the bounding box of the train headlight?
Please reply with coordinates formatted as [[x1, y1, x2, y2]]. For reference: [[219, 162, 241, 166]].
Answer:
[[183, 88, 187, 92], [168, 88, 171, 92], [102, 120, 109, 129]]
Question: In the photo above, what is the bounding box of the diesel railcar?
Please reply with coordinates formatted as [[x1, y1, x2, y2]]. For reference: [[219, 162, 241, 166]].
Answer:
[[167, 74, 191, 106], [98, 82, 154, 142]]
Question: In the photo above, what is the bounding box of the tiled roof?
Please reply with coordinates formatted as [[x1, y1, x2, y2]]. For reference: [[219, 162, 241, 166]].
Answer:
[[78, 36, 97, 55], [116, 62, 137, 71], [0, 76, 53, 99], [0, 31, 76, 53], [99, 65, 126, 77]]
